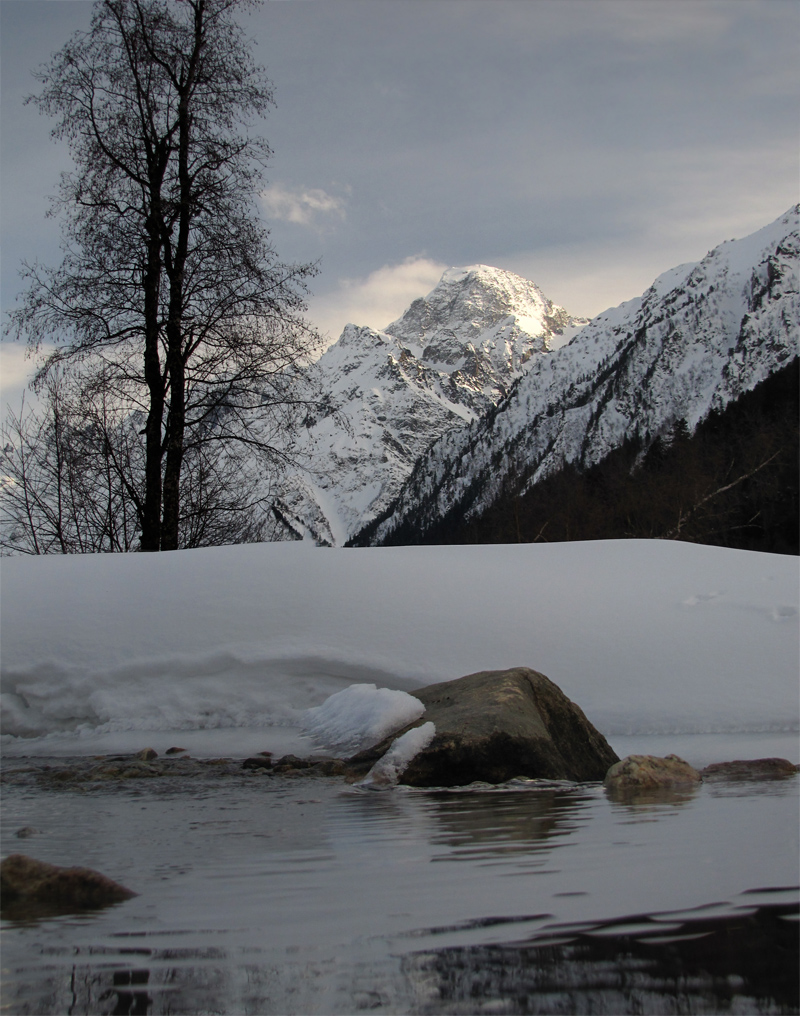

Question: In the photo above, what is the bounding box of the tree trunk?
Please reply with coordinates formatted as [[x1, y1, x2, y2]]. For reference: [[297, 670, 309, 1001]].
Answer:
[[140, 208, 166, 551], [160, 341, 185, 550], [159, 55, 197, 551]]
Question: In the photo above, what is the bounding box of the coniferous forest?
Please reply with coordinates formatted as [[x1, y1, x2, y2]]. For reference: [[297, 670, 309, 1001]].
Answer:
[[360, 358, 798, 554]]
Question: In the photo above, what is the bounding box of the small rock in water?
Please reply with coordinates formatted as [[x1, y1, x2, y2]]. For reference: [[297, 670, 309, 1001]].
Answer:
[[136, 748, 158, 761], [273, 754, 313, 772], [604, 754, 702, 795], [1, 854, 136, 911], [92, 760, 161, 780], [700, 758, 799, 782], [311, 758, 347, 776], [242, 756, 274, 771], [269, 755, 346, 776], [14, 827, 38, 839], [165, 747, 187, 755]]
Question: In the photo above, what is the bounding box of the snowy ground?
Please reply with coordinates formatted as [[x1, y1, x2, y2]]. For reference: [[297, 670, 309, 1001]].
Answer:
[[1, 540, 797, 759]]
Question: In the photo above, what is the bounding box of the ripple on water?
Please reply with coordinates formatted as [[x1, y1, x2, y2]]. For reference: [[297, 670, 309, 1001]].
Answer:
[[0, 751, 798, 1014]]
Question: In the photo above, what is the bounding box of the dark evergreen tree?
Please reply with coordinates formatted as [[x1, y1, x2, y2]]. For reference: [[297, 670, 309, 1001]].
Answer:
[[354, 360, 798, 555]]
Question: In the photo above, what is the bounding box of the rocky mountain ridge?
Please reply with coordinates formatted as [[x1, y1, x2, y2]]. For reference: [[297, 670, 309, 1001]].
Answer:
[[272, 265, 584, 545], [354, 206, 799, 547]]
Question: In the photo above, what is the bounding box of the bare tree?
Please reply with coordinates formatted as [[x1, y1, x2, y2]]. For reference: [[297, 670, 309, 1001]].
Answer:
[[1, 376, 141, 554], [6, 0, 320, 551]]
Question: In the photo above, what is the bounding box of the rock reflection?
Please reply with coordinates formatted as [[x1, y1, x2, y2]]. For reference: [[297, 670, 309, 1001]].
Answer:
[[423, 787, 593, 862], [604, 782, 700, 807], [338, 782, 595, 866], [0, 898, 130, 923]]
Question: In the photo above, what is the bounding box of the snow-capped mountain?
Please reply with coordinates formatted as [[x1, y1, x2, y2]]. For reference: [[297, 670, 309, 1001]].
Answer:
[[273, 266, 584, 545], [358, 206, 799, 546]]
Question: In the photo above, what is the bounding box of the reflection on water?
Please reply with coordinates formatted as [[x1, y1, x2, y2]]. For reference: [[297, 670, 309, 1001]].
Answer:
[[336, 780, 592, 866], [8, 898, 797, 1015], [404, 898, 799, 1015], [1, 754, 798, 1015], [604, 783, 701, 807], [427, 785, 591, 863]]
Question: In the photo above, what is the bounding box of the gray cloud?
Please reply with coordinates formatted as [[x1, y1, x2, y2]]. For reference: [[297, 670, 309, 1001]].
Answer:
[[259, 183, 347, 228], [2, 0, 797, 400]]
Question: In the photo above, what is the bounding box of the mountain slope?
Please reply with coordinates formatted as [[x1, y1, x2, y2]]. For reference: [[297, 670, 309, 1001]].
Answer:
[[272, 266, 584, 545], [354, 206, 800, 547], [368, 358, 799, 554]]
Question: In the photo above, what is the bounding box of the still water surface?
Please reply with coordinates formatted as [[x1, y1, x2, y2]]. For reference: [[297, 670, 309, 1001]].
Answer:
[[1, 734, 798, 1015]]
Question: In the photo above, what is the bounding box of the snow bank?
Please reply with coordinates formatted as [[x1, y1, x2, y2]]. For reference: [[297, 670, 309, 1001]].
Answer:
[[359, 721, 437, 787], [1, 540, 797, 756], [303, 683, 425, 753]]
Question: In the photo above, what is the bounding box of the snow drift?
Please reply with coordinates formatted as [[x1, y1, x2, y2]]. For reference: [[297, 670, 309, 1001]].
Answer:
[[1, 540, 797, 757]]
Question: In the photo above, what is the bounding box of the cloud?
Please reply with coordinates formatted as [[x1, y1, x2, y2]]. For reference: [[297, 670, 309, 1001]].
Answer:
[[307, 257, 449, 344], [0, 342, 41, 392], [260, 183, 347, 227], [0, 342, 47, 415]]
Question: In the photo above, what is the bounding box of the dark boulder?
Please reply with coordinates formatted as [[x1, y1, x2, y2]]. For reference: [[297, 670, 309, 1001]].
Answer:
[[1, 854, 136, 913], [348, 667, 619, 787]]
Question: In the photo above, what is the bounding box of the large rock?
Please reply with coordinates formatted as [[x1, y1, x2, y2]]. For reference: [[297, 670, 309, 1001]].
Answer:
[[348, 668, 619, 787], [1, 854, 136, 911]]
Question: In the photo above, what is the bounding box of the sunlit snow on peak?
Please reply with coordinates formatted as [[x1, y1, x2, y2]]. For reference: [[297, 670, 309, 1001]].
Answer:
[[273, 262, 581, 545]]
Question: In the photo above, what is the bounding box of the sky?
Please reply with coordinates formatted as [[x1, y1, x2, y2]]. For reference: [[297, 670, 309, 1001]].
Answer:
[[1, 0, 798, 407]]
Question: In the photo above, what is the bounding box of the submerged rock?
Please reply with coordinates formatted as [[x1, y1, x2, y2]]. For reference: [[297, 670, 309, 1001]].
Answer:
[[272, 754, 347, 776], [92, 760, 161, 780], [348, 668, 619, 787], [700, 758, 799, 782], [1, 854, 136, 912], [604, 754, 702, 794]]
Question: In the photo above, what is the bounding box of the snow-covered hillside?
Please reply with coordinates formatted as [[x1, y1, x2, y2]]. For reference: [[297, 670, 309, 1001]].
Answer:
[[363, 206, 799, 546], [272, 266, 583, 545]]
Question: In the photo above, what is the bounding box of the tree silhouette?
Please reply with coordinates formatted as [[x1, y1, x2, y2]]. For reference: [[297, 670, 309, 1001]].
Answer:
[[7, 0, 320, 551]]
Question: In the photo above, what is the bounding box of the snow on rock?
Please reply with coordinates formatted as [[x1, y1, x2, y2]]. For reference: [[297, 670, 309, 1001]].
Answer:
[[272, 266, 583, 545], [359, 721, 437, 787], [367, 206, 800, 545], [303, 683, 426, 754]]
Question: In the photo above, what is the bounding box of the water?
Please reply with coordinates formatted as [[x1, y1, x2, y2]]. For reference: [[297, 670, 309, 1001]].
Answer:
[[1, 734, 798, 1015]]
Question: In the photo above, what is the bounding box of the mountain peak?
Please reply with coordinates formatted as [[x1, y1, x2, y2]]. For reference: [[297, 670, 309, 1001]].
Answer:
[[272, 265, 584, 545], [384, 264, 574, 357], [437, 264, 536, 287]]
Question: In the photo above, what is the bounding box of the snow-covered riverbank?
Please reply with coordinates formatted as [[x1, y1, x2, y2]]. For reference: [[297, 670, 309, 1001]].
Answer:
[[2, 539, 797, 1014], [2, 540, 798, 756]]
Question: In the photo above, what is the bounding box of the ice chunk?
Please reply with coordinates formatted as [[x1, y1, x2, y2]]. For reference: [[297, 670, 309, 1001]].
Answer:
[[303, 683, 425, 754], [359, 721, 437, 787]]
